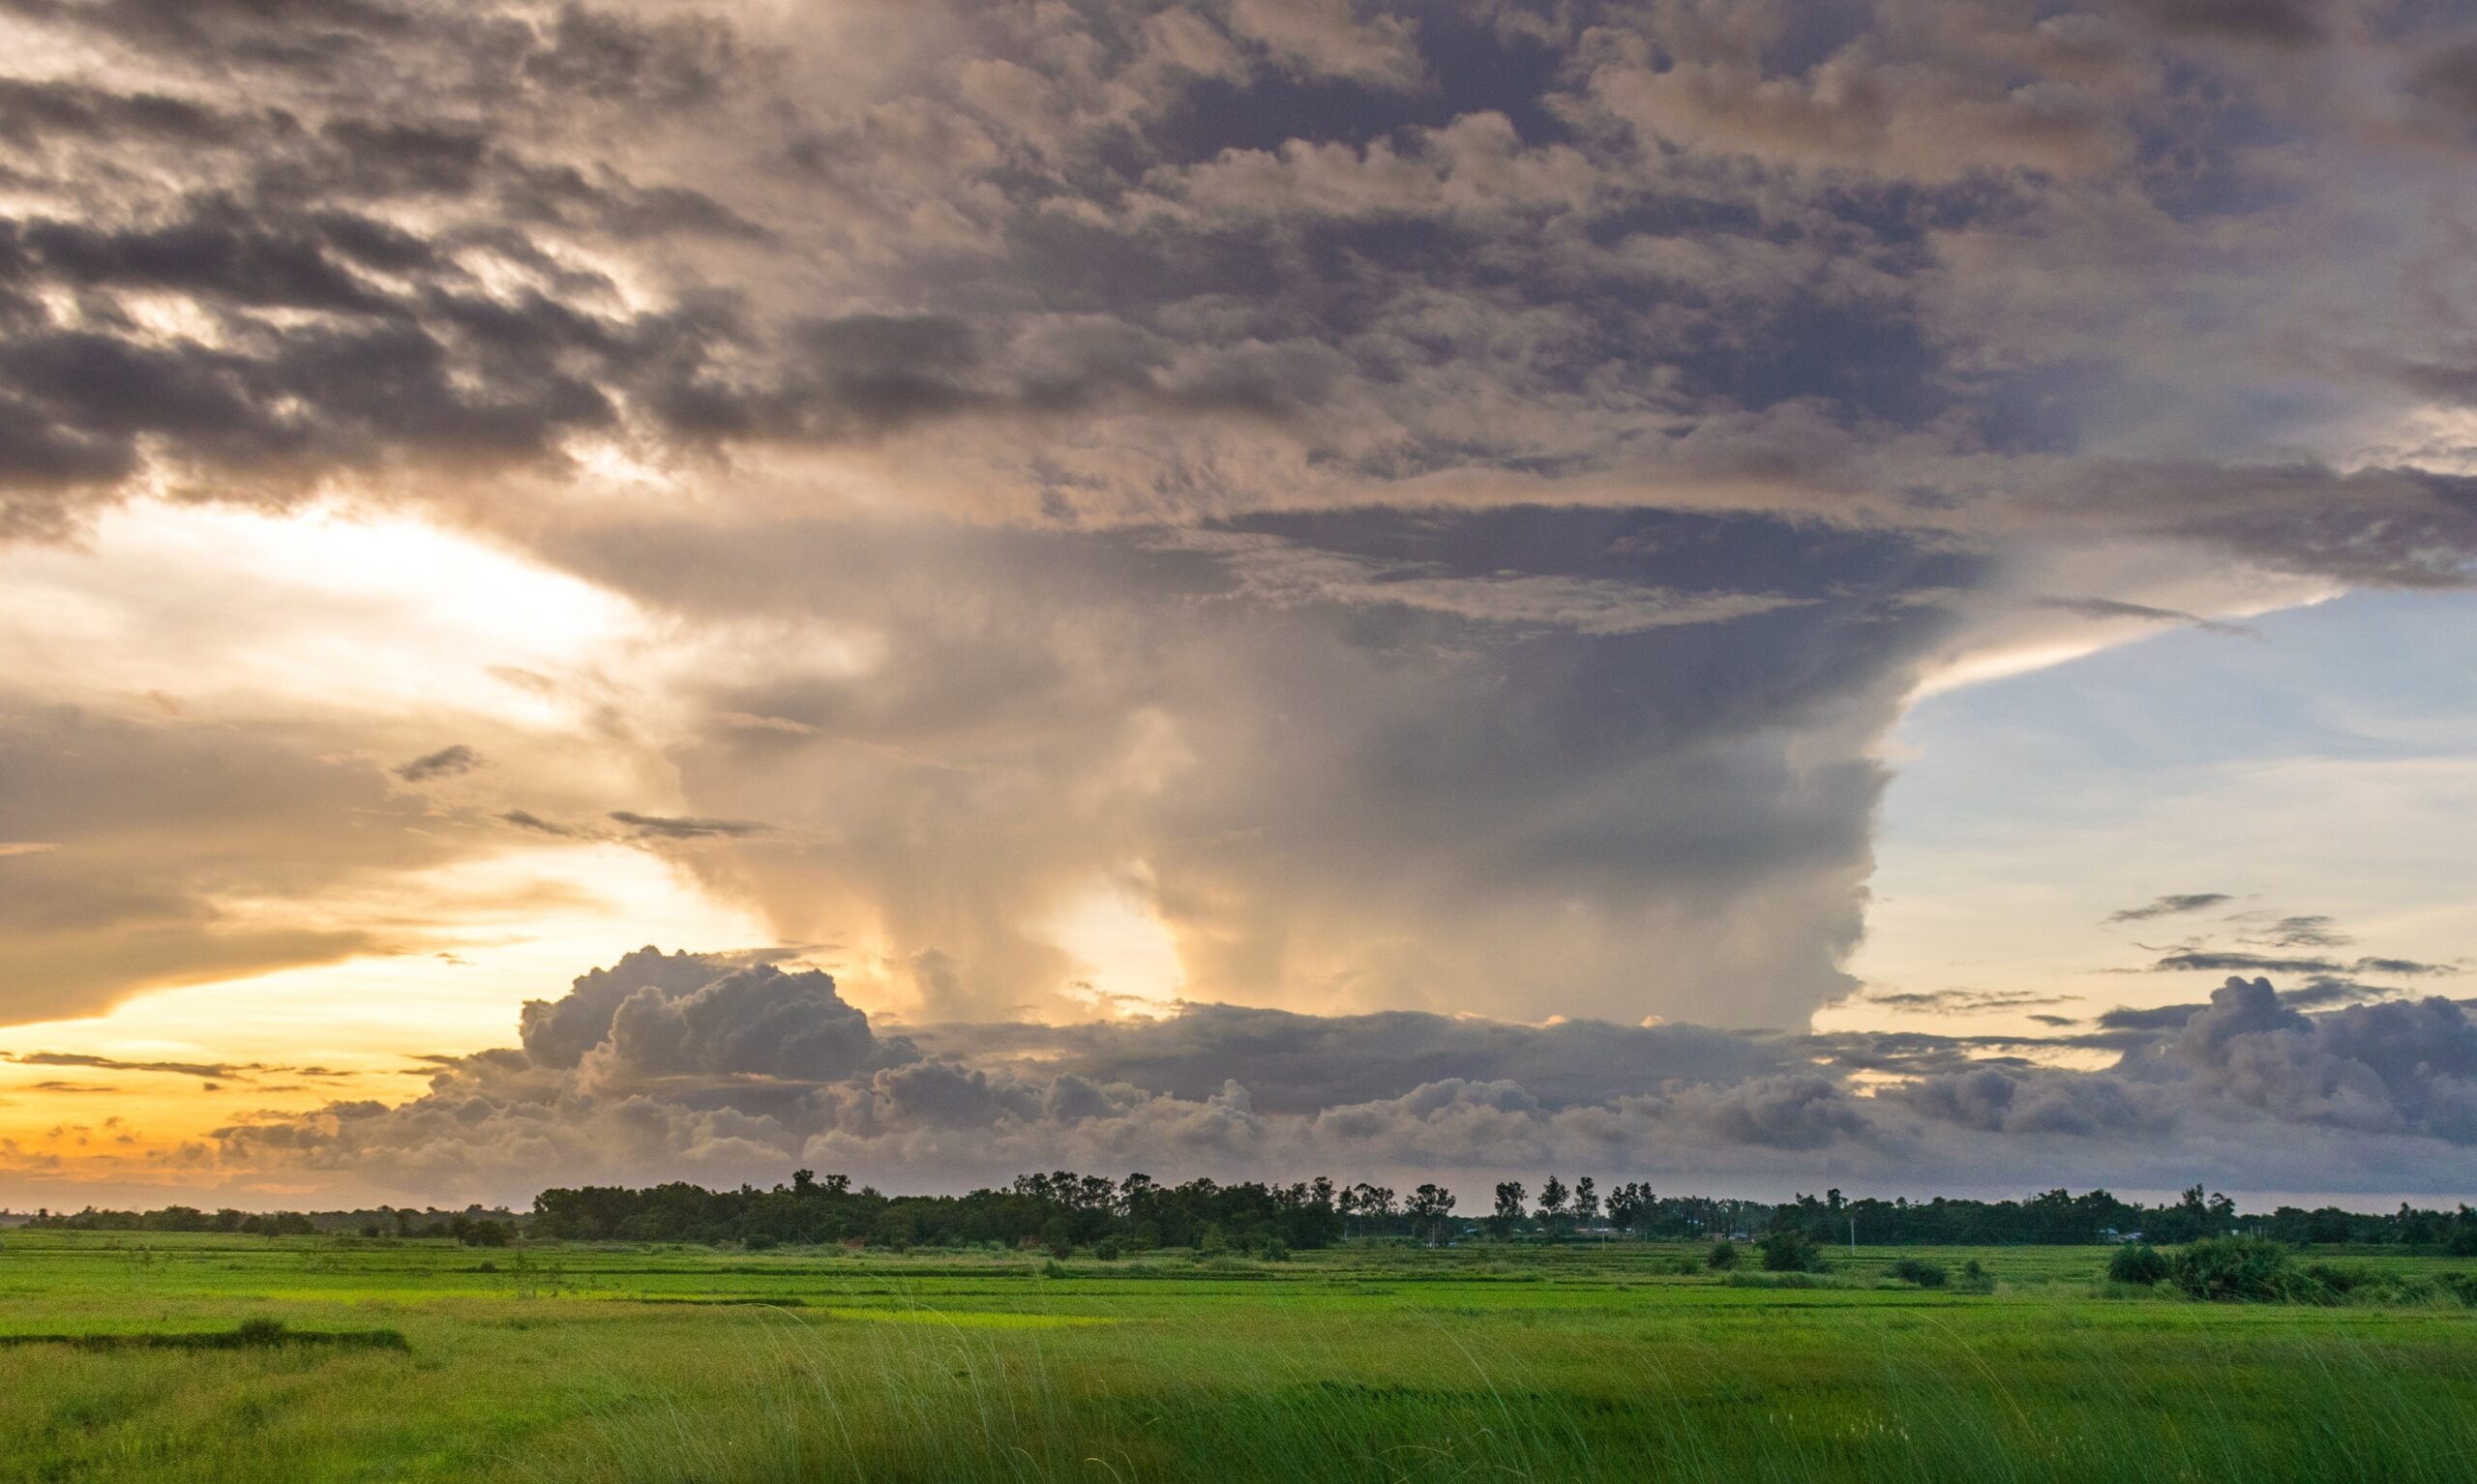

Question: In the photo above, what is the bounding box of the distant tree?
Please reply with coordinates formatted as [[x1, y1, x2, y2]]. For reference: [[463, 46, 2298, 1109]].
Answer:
[[1708, 1240, 1740, 1270], [1490, 1182, 1528, 1237], [1405, 1184, 1457, 1245], [1889, 1257, 1947, 1289], [1572, 1177, 1599, 1229], [454, 1217, 512, 1248], [1605, 1183, 1643, 1232], [1537, 1176, 1569, 1236]]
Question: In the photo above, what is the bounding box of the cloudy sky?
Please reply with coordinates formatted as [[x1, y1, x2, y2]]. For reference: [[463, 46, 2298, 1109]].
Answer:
[[2, 0, 2474, 1211]]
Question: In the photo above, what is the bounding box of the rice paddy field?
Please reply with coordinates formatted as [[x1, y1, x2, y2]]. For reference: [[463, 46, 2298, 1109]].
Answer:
[[2, 1231, 2474, 1483]]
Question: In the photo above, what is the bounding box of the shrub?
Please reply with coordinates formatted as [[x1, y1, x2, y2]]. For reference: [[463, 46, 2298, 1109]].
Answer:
[[1707, 1241, 1739, 1271], [1722, 1271, 1831, 1290], [2170, 1235, 2302, 1302], [1889, 1258, 1948, 1289], [1955, 1260, 1994, 1293], [1039, 1259, 1069, 1279], [1261, 1237, 1290, 1262], [2107, 1243, 2170, 1286], [1092, 1238, 1122, 1261], [1759, 1231, 1823, 1273]]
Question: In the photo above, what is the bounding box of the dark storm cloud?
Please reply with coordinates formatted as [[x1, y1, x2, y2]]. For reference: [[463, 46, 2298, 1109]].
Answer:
[[910, 1000, 1803, 1114], [543, 505, 1963, 1025], [208, 952, 2477, 1202], [3, 0, 2473, 1178], [0, 0, 2465, 592], [2106, 893, 2233, 923]]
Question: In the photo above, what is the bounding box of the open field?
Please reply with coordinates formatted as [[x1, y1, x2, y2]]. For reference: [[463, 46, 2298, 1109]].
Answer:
[[2, 1232, 2474, 1483]]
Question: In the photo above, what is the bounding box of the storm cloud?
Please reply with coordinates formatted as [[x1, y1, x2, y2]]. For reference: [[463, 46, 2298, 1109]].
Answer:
[[201, 953, 2477, 1203], [1, 0, 2473, 1205]]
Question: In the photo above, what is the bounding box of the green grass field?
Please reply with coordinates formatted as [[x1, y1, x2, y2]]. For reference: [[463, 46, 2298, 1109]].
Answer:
[[3, 1232, 2473, 1482]]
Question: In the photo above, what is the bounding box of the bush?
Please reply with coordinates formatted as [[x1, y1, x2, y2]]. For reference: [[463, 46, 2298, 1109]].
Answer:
[[1092, 1238, 1122, 1261], [1955, 1259, 1994, 1293], [2107, 1243, 2170, 1286], [1261, 1237, 1290, 1262], [1707, 1241, 1739, 1270], [2171, 1235, 2302, 1302], [1889, 1257, 1947, 1289], [1039, 1258, 1069, 1279], [1759, 1230, 1823, 1273]]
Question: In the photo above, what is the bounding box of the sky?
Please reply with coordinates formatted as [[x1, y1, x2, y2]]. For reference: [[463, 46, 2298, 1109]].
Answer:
[[1, 0, 2474, 1212]]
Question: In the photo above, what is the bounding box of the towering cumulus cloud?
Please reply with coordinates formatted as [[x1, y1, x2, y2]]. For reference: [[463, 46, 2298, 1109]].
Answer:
[[1, 1, 2473, 1202], [207, 954, 2477, 1203]]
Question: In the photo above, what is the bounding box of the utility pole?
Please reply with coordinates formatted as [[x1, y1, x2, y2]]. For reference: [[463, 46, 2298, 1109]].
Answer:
[[1848, 1217, 1857, 1256]]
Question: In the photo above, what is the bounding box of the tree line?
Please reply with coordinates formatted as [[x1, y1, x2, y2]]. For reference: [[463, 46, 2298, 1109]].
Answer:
[[20, 1175, 2477, 1256]]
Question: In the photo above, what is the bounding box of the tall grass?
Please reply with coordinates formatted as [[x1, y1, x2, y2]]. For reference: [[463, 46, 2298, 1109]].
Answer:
[[523, 1301, 2477, 1484]]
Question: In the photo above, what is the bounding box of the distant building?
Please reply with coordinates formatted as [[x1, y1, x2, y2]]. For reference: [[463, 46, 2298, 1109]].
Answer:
[[2098, 1228, 2143, 1244]]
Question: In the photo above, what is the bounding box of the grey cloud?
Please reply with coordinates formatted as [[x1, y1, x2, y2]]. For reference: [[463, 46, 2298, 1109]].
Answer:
[[2036, 597, 2256, 638], [609, 811, 771, 840], [1860, 989, 2074, 1015], [2117, 0, 2332, 49], [393, 744, 481, 782], [0, 701, 459, 1024], [0, 0, 2462, 608], [1892, 1065, 2174, 1137], [2408, 37, 2477, 126], [496, 809, 577, 837], [591, 964, 909, 1085], [205, 951, 2477, 1204], [3, 1051, 241, 1080], [2151, 950, 2460, 977], [912, 1000, 1803, 1114], [551, 506, 1964, 1026], [2257, 914, 2351, 949], [2164, 976, 2477, 1142], [519, 945, 735, 1068], [1221, 0, 1423, 88], [2106, 893, 2233, 923]]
